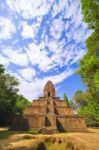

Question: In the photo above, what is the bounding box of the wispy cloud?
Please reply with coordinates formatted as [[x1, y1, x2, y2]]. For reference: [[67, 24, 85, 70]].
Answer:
[[0, 17, 16, 40], [0, 0, 91, 100], [2, 48, 29, 66], [18, 68, 74, 99], [19, 67, 36, 81], [6, 0, 54, 18]]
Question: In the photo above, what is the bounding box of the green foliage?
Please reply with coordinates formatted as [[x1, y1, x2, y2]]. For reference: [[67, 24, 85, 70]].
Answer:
[[73, 89, 99, 126], [0, 64, 32, 125], [77, 1, 99, 103], [78, 101, 99, 126], [0, 64, 32, 126], [73, 90, 89, 107], [94, 69, 99, 89], [69, 100, 78, 110], [0, 64, 5, 74], [63, 93, 69, 106], [73, 90, 99, 126], [0, 72, 19, 125], [81, 0, 99, 30], [15, 95, 31, 115], [86, 32, 99, 56], [77, 51, 99, 102]]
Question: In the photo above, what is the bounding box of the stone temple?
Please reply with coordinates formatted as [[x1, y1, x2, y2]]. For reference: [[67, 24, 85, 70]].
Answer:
[[11, 81, 86, 132]]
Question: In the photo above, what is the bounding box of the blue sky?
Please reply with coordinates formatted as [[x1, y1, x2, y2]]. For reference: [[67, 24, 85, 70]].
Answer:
[[0, 0, 91, 100]]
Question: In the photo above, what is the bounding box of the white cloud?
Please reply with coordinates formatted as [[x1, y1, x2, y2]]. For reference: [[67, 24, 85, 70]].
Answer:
[[21, 22, 35, 39], [19, 67, 36, 81], [6, 0, 54, 19], [44, 69, 74, 84], [26, 43, 52, 71], [69, 49, 85, 65], [21, 21, 40, 39], [48, 40, 58, 52], [25, 35, 86, 72], [0, 0, 91, 100], [0, 17, 16, 40], [50, 19, 65, 39], [26, 41, 71, 72], [64, 1, 78, 19], [2, 48, 29, 66], [18, 68, 74, 100], [0, 54, 10, 66], [52, 0, 67, 17], [65, 22, 70, 31]]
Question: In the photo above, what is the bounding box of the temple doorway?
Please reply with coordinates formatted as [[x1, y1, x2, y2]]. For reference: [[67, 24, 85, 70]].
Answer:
[[48, 92, 51, 97]]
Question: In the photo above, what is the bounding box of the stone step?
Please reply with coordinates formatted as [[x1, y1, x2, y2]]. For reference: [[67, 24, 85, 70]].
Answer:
[[42, 127, 57, 134]]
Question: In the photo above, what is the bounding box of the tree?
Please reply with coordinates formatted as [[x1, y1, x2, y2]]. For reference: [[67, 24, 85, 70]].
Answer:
[[15, 95, 31, 115], [0, 64, 32, 126], [0, 64, 5, 74], [78, 101, 99, 126], [63, 93, 69, 106], [95, 69, 99, 89], [77, 0, 99, 103], [74, 1, 99, 126], [0, 64, 19, 125], [69, 100, 78, 110], [73, 90, 99, 126], [73, 90, 88, 107], [81, 0, 99, 30]]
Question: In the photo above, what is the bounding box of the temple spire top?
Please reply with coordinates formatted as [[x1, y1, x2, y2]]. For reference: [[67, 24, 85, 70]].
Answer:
[[43, 80, 55, 97]]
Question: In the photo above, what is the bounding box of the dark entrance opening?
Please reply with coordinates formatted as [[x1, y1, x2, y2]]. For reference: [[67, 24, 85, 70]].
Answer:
[[48, 92, 51, 97]]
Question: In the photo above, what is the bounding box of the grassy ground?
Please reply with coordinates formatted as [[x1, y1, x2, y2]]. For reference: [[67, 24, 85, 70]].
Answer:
[[0, 128, 40, 140], [0, 127, 99, 150]]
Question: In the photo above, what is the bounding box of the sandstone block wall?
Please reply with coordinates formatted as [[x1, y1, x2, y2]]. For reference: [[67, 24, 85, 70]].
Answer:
[[54, 100, 68, 107], [57, 116, 86, 131], [25, 115, 45, 128], [24, 106, 46, 115], [11, 116, 29, 131], [32, 99, 47, 106], [55, 107, 74, 115]]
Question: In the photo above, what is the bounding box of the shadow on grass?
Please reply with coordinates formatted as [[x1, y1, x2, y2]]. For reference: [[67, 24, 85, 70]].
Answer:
[[0, 130, 25, 140], [0, 128, 41, 140]]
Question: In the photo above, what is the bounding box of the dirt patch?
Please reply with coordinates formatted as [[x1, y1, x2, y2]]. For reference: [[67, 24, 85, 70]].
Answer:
[[0, 128, 99, 150]]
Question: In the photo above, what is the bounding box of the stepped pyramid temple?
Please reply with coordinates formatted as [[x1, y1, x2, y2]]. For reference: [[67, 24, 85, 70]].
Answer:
[[11, 81, 86, 132]]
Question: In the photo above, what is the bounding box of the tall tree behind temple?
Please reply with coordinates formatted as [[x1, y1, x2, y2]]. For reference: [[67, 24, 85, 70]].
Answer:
[[73, 0, 99, 126], [15, 94, 31, 115], [77, 0, 99, 102], [81, 0, 99, 30], [0, 64, 5, 74], [0, 64, 31, 126], [73, 90, 88, 107], [64, 93, 69, 106], [0, 64, 19, 125]]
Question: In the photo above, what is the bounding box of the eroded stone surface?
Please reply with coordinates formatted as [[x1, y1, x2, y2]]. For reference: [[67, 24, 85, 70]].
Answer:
[[11, 81, 86, 132]]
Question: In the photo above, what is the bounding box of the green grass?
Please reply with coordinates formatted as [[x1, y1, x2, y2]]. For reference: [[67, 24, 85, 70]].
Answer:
[[0, 128, 41, 140], [28, 128, 42, 134], [0, 130, 24, 140], [45, 142, 65, 150]]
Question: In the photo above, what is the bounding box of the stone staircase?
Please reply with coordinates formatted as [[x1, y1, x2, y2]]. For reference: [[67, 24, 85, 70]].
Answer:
[[42, 97, 57, 134], [42, 127, 57, 134]]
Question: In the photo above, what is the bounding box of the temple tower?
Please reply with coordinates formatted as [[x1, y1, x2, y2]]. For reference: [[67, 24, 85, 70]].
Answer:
[[43, 81, 56, 130], [43, 80, 55, 97], [11, 80, 87, 132]]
